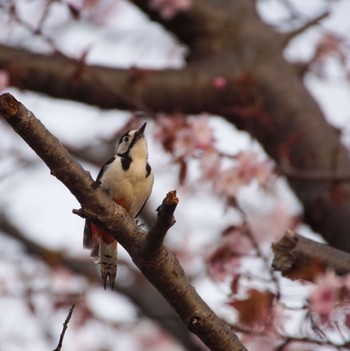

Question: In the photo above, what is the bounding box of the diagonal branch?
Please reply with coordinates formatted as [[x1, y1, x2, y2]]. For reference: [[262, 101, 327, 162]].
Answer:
[[0, 92, 247, 351], [0, 214, 206, 351]]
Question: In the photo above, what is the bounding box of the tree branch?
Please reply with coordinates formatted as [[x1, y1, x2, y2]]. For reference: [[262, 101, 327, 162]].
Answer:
[[0, 92, 247, 351], [272, 230, 350, 278], [143, 190, 178, 257], [0, 44, 247, 115], [3, 0, 350, 256], [0, 214, 206, 351], [282, 11, 330, 47]]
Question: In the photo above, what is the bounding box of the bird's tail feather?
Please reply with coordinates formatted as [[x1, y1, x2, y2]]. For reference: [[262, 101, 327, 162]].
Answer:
[[99, 240, 118, 290]]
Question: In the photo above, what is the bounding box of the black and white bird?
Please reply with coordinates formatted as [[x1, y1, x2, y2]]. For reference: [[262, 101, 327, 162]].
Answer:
[[83, 122, 154, 289]]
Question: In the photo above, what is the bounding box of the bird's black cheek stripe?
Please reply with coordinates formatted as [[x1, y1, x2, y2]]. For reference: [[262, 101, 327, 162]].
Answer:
[[121, 156, 132, 170]]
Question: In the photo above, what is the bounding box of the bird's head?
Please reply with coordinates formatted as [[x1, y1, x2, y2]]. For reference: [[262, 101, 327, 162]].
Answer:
[[116, 122, 148, 160]]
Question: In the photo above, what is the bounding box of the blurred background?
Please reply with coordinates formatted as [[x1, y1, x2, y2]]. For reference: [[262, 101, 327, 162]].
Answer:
[[1, 1, 350, 350]]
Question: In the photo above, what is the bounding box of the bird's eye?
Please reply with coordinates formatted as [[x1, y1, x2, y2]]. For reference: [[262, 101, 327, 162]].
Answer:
[[124, 136, 129, 143]]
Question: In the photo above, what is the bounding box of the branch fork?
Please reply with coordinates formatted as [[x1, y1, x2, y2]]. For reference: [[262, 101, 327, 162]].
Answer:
[[0, 92, 246, 351], [142, 190, 178, 256]]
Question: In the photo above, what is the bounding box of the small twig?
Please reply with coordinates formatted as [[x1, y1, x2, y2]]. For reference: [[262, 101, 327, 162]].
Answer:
[[52, 304, 75, 351], [72, 208, 88, 218], [282, 11, 330, 47], [143, 190, 178, 256]]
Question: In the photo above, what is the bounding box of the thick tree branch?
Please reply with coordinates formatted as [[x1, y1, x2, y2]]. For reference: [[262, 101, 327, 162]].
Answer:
[[272, 230, 350, 278], [128, 0, 257, 59], [0, 92, 246, 351], [0, 214, 206, 351], [0, 44, 251, 115]]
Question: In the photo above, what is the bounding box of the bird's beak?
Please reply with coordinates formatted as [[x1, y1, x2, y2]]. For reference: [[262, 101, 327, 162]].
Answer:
[[135, 122, 147, 138]]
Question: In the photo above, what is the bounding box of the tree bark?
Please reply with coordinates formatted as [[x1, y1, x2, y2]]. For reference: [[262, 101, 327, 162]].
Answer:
[[272, 230, 350, 279], [1, 0, 350, 253], [0, 93, 247, 351], [0, 213, 206, 351]]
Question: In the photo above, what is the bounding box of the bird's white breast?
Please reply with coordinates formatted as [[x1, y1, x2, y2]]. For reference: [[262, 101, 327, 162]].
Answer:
[[100, 157, 154, 219]]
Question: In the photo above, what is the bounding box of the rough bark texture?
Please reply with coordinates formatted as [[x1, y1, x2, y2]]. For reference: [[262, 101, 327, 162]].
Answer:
[[272, 230, 350, 278], [0, 93, 247, 351], [1, 0, 350, 252]]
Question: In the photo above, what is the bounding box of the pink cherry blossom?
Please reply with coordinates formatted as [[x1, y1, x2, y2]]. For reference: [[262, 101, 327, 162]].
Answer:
[[212, 76, 227, 90], [214, 167, 240, 198], [191, 116, 215, 151], [235, 152, 273, 186], [155, 114, 215, 157], [207, 226, 253, 281], [248, 203, 298, 242], [0, 70, 9, 92], [200, 151, 221, 180], [213, 152, 273, 198], [154, 114, 188, 152], [149, 0, 192, 20], [173, 127, 196, 157], [309, 271, 343, 322], [242, 334, 281, 351]]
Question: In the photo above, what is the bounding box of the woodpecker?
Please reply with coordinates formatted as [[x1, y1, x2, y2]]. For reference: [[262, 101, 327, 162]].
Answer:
[[83, 122, 154, 289]]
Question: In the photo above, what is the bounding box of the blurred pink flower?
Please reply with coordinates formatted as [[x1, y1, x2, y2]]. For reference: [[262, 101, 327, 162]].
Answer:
[[235, 152, 273, 186], [214, 167, 240, 197], [173, 128, 196, 157], [156, 114, 215, 158], [248, 203, 298, 242], [154, 114, 188, 152], [192, 116, 215, 150], [200, 151, 221, 180], [0, 70, 9, 92], [207, 226, 253, 281], [149, 0, 191, 20], [242, 334, 281, 351], [212, 76, 227, 90], [309, 271, 342, 322], [213, 152, 273, 198]]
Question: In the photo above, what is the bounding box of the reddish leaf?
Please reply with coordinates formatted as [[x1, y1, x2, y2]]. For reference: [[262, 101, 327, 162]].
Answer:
[[286, 258, 326, 282], [230, 289, 274, 327]]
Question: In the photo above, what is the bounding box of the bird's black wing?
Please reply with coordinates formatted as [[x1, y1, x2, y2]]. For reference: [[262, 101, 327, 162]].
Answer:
[[83, 156, 116, 252], [96, 156, 116, 182]]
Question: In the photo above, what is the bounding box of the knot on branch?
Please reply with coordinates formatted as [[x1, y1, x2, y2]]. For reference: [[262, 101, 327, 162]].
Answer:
[[190, 316, 202, 328], [0, 93, 20, 117]]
